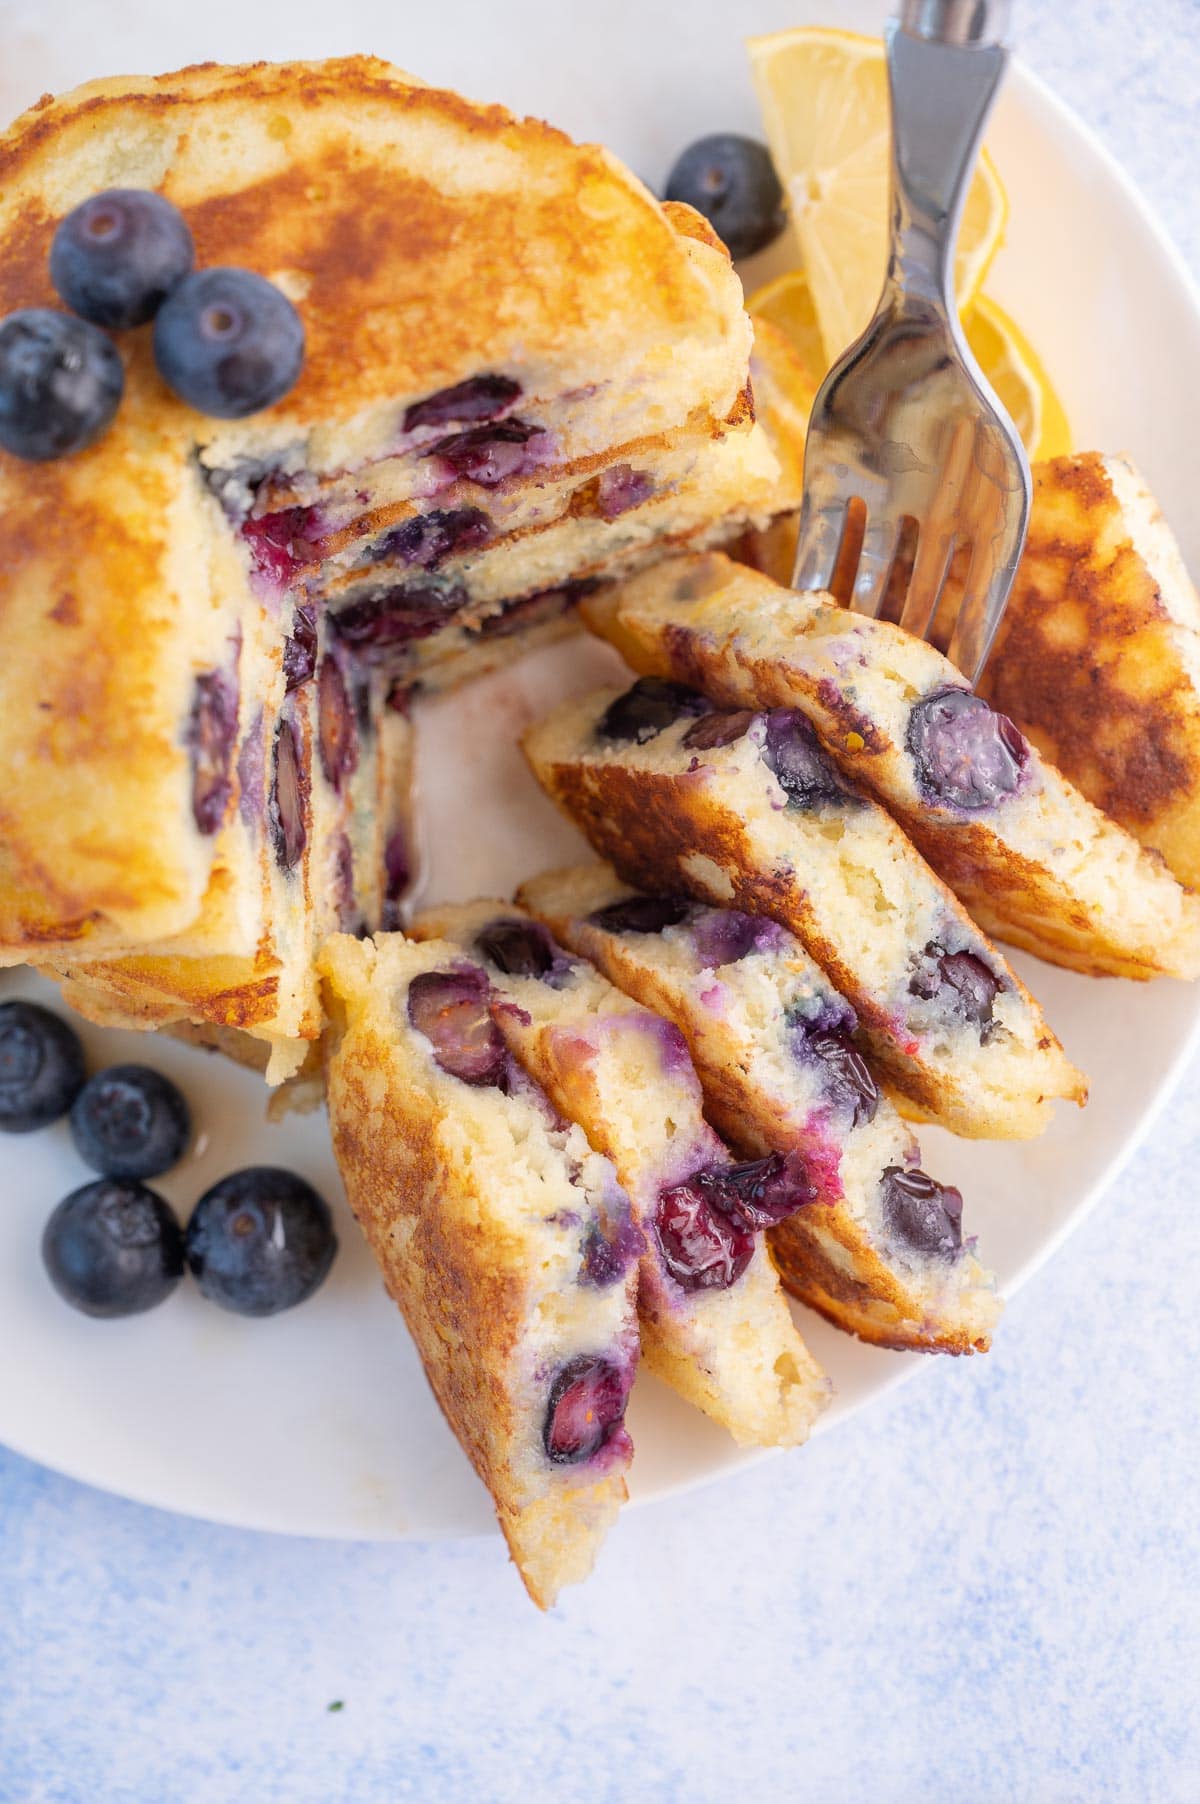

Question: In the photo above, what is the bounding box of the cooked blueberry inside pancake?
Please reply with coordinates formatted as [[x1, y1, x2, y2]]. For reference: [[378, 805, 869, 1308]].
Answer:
[[906, 687, 1029, 812]]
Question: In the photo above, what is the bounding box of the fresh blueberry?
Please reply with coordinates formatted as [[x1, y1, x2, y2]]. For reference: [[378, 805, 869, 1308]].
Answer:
[[543, 1355, 630, 1463], [50, 189, 194, 330], [0, 1000, 86, 1133], [881, 1167, 964, 1259], [762, 710, 856, 810], [407, 968, 508, 1088], [403, 374, 521, 433], [0, 309, 124, 461], [654, 1177, 756, 1290], [664, 134, 785, 261], [907, 687, 1028, 811], [597, 677, 710, 746], [185, 1167, 337, 1316], [69, 1063, 190, 1179], [188, 669, 238, 835], [682, 708, 756, 751], [43, 1179, 184, 1317], [587, 894, 692, 935], [474, 917, 559, 979], [154, 268, 304, 419]]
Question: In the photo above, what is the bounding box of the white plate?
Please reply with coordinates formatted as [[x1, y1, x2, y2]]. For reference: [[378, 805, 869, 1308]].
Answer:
[[2, 0, 1198, 1541]]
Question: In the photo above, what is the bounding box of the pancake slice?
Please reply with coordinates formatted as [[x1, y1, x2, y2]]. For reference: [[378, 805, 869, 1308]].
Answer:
[[584, 551, 1200, 979], [517, 861, 1000, 1354], [410, 899, 830, 1447], [319, 931, 641, 1609], [522, 678, 1084, 1139], [978, 452, 1200, 895]]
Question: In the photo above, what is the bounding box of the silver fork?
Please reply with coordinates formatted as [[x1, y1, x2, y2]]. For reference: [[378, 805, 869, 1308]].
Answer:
[[790, 0, 1031, 685]]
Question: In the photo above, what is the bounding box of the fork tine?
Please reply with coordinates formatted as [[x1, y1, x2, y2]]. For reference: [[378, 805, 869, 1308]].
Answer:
[[945, 428, 1030, 682], [896, 414, 976, 639], [946, 524, 1024, 684], [850, 516, 901, 618], [792, 496, 850, 595], [898, 528, 956, 641]]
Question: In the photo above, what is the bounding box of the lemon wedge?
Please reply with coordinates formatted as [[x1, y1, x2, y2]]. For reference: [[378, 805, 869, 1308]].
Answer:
[[750, 268, 1071, 461], [963, 293, 1072, 461], [745, 268, 826, 408], [748, 26, 1007, 367]]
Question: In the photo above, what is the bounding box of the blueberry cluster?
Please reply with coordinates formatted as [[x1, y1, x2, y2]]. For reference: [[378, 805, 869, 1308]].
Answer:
[[0, 999, 335, 1319], [0, 188, 304, 462]]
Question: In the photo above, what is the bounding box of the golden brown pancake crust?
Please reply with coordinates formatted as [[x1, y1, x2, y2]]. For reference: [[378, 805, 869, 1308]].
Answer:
[[980, 453, 1200, 890], [0, 58, 736, 433]]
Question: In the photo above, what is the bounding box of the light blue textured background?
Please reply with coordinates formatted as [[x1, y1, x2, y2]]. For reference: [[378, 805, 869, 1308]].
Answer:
[[3, 3, 1200, 1801]]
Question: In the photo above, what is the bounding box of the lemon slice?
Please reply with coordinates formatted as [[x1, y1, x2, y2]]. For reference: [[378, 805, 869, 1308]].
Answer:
[[748, 26, 1008, 368], [964, 293, 1072, 461], [750, 268, 1072, 462], [746, 267, 827, 400]]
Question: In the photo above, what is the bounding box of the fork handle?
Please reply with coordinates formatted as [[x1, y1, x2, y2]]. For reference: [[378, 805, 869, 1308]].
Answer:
[[884, 2, 1011, 306], [900, 0, 1010, 46]]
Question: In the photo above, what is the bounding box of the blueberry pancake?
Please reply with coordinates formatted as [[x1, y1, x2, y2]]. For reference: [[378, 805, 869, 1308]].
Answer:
[[978, 452, 1200, 895], [411, 899, 830, 1447], [319, 931, 642, 1609], [39, 643, 410, 1084], [523, 678, 1085, 1138], [517, 861, 1001, 1354], [584, 552, 1200, 979], [0, 57, 796, 1066]]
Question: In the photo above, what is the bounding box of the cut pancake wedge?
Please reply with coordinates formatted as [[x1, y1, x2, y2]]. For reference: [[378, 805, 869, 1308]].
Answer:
[[411, 899, 830, 1447], [523, 677, 1084, 1138], [319, 931, 641, 1608], [518, 861, 1000, 1354], [979, 452, 1200, 895], [584, 552, 1200, 981]]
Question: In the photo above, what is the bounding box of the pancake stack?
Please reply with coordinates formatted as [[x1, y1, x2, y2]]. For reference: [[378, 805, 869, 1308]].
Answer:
[[0, 57, 796, 1080]]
